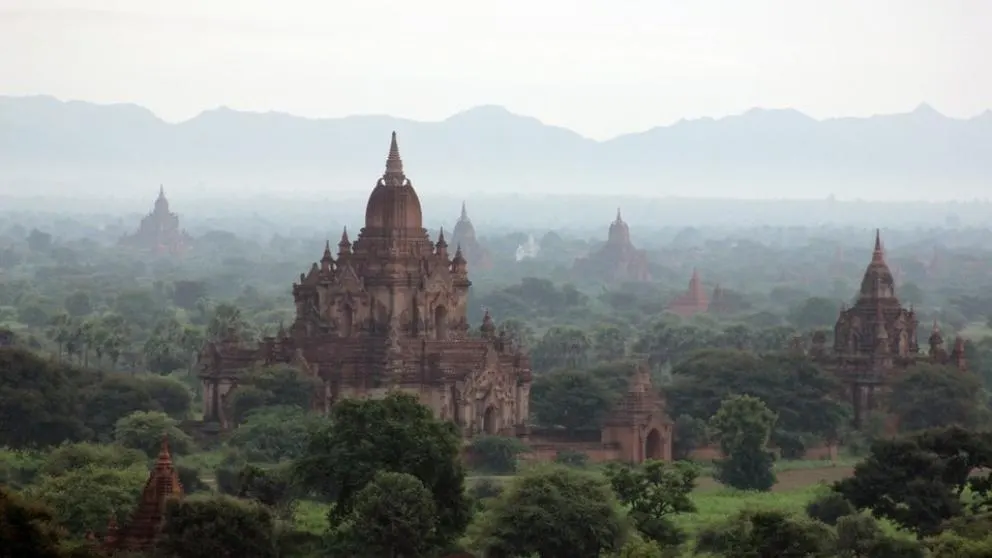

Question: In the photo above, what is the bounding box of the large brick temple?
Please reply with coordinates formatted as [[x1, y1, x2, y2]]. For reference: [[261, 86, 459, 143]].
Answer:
[[198, 133, 533, 437], [805, 230, 967, 426]]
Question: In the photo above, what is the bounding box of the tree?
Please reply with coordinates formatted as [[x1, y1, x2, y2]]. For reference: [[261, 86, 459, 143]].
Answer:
[[0, 485, 66, 558], [530, 326, 592, 372], [144, 317, 188, 374], [695, 509, 835, 557], [155, 495, 278, 558], [40, 442, 147, 477], [530, 369, 613, 433], [228, 364, 320, 423], [81, 376, 159, 439], [228, 406, 318, 463], [467, 436, 528, 474], [710, 394, 777, 491], [139, 375, 193, 419], [788, 297, 840, 330], [468, 466, 627, 558], [113, 411, 195, 457], [672, 414, 709, 460], [329, 471, 439, 558], [835, 514, 925, 558], [593, 325, 628, 361], [805, 492, 854, 526], [835, 427, 992, 537], [294, 392, 470, 549], [63, 291, 92, 317], [25, 465, 146, 537], [606, 460, 698, 546], [669, 350, 847, 446], [235, 464, 297, 518], [0, 348, 89, 448], [890, 363, 988, 433]]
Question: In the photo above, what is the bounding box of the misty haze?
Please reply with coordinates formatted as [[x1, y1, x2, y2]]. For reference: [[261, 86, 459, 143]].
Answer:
[[2, 2, 992, 557]]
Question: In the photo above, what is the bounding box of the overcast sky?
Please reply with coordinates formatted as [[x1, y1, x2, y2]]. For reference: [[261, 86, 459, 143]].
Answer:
[[1, 0, 988, 140]]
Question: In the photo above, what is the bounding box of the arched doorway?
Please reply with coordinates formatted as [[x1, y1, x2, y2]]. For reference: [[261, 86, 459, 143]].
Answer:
[[483, 406, 498, 435], [435, 306, 448, 340], [645, 428, 663, 461]]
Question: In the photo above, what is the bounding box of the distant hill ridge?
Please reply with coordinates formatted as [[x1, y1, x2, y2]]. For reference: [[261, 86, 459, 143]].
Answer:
[[1, 95, 990, 199]]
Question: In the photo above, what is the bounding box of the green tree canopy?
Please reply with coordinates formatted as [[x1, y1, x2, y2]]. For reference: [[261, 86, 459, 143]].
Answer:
[[329, 471, 439, 558], [155, 495, 278, 558], [606, 460, 698, 547], [468, 466, 627, 558], [890, 363, 988, 433], [710, 394, 778, 491], [530, 369, 614, 433], [293, 392, 469, 549]]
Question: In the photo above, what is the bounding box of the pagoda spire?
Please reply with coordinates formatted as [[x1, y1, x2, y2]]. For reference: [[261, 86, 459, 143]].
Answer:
[[872, 229, 885, 263], [460, 201, 469, 221], [385, 131, 404, 177], [616, 207, 622, 222], [321, 240, 333, 270], [337, 227, 351, 256]]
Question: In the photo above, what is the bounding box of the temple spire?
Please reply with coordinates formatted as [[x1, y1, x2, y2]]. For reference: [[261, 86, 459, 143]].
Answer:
[[872, 229, 885, 263], [460, 201, 468, 221], [156, 434, 173, 469], [337, 226, 351, 256], [385, 131, 404, 176], [616, 207, 622, 222], [321, 240, 333, 270]]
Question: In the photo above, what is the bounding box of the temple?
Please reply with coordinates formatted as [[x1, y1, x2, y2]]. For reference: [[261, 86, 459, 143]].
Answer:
[[667, 268, 709, 317], [450, 201, 492, 270], [572, 209, 652, 283], [804, 230, 967, 426], [120, 186, 191, 254], [198, 133, 532, 437], [102, 436, 183, 554]]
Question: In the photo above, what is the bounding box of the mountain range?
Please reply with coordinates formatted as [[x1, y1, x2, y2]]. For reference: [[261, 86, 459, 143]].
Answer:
[[1, 95, 990, 200]]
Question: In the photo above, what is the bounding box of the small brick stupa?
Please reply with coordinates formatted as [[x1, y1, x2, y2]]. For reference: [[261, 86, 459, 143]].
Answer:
[[104, 435, 184, 554], [601, 363, 673, 462]]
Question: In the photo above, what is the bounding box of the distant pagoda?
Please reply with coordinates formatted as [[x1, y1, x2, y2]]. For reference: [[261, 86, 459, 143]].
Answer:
[[450, 201, 492, 270], [120, 186, 191, 254], [572, 208, 652, 283], [667, 268, 709, 317]]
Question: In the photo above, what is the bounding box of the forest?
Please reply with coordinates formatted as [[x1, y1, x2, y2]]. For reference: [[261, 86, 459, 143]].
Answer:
[[5, 206, 992, 557]]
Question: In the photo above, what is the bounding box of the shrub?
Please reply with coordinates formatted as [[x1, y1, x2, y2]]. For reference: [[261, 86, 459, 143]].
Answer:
[[805, 491, 855, 526]]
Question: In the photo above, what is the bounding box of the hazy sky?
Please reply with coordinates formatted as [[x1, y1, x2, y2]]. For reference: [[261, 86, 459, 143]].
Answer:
[[1, 0, 988, 139]]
